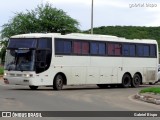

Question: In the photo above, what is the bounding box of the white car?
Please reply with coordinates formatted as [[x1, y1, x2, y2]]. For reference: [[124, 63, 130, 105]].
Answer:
[[157, 64, 160, 81]]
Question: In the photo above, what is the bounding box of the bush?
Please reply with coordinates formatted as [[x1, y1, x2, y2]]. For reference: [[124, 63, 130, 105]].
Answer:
[[140, 87, 160, 94], [0, 66, 4, 75]]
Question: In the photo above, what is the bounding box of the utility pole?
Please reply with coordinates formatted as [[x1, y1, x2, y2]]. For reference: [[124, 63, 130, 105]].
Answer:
[[91, 0, 94, 34]]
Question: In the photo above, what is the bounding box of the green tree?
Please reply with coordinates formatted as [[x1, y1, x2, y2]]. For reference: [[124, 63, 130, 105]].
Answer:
[[1, 3, 80, 38], [0, 39, 8, 64], [0, 3, 80, 62]]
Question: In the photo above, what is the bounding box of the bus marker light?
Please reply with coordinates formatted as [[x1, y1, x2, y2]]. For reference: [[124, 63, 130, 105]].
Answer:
[[24, 80, 29, 82]]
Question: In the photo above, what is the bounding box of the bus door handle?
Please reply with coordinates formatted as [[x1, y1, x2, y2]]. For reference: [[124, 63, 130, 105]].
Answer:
[[75, 75, 79, 77], [89, 75, 93, 77], [100, 75, 103, 77], [119, 67, 123, 71]]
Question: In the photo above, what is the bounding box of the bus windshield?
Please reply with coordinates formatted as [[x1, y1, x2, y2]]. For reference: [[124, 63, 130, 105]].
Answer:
[[7, 38, 37, 49], [4, 49, 35, 71], [4, 37, 52, 72]]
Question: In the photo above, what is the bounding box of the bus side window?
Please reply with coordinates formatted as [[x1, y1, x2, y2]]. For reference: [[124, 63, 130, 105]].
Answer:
[[36, 50, 52, 73], [36, 50, 46, 62], [150, 45, 156, 57], [129, 45, 136, 56], [36, 50, 47, 73]]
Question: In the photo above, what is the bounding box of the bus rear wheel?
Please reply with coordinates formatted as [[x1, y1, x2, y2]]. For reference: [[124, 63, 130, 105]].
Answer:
[[131, 74, 141, 88], [29, 86, 38, 90], [53, 74, 63, 90], [121, 74, 131, 88]]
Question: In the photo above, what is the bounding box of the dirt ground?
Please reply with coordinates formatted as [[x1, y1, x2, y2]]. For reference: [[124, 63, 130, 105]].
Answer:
[[0, 75, 3, 80]]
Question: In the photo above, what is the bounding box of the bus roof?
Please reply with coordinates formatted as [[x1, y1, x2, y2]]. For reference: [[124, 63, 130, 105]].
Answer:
[[11, 33, 61, 38], [11, 33, 157, 44]]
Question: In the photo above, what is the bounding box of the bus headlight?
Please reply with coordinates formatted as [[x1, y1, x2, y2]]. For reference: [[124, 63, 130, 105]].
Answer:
[[24, 74, 33, 77], [4, 73, 8, 76]]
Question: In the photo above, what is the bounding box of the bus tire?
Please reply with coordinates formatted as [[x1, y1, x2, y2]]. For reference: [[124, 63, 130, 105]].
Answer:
[[121, 74, 131, 88], [131, 74, 141, 88], [53, 74, 63, 90], [29, 86, 38, 90]]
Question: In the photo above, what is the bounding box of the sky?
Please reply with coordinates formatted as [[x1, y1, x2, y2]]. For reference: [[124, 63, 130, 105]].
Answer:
[[0, 0, 160, 31]]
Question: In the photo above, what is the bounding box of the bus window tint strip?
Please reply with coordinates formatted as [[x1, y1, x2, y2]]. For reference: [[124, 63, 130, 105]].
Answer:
[[55, 38, 157, 58], [143, 45, 149, 56], [38, 38, 52, 49], [73, 41, 81, 54], [55, 40, 64, 53], [55, 40, 72, 54], [82, 42, 89, 55], [90, 42, 98, 55], [137, 44, 150, 57], [122, 44, 136, 56], [123, 44, 129, 56], [137, 45, 144, 56], [108, 43, 114, 55], [99, 43, 105, 55], [8, 39, 37, 48], [130, 45, 136, 56], [115, 44, 121, 56], [63, 41, 72, 54], [108, 43, 121, 56], [90, 42, 105, 55], [150, 45, 156, 57]]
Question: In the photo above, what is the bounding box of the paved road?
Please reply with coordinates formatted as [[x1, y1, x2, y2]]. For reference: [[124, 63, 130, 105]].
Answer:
[[0, 79, 159, 120]]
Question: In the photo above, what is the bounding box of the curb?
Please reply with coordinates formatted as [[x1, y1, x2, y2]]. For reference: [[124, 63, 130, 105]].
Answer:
[[134, 93, 160, 105]]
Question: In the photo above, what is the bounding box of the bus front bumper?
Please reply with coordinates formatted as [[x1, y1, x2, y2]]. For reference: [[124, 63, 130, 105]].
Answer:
[[3, 77, 34, 86]]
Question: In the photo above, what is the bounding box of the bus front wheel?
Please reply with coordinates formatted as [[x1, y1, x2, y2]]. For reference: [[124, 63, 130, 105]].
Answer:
[[29, 86, 38, 90], [121, 74, 131, 88], [53, 74, 63, 90]]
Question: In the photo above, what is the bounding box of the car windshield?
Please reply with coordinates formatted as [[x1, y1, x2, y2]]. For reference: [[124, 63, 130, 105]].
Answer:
[[4, 49, 35, 71]]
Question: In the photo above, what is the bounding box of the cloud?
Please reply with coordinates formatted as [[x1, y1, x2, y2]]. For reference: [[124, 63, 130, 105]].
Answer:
[[143, 3, 160, 26], [44, 0, 128, 8], [44, 0, 91, 5], [43, 0, 160, 29], [1, 0, 160, 31]]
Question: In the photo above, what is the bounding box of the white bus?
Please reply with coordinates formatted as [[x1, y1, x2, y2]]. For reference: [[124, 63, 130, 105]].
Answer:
[[3, 33, 158, 90]]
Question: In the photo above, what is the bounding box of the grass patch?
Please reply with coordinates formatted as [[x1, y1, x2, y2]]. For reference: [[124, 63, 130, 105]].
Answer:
[[0, 66, 4, 75], [140, 87, 160, 94]]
